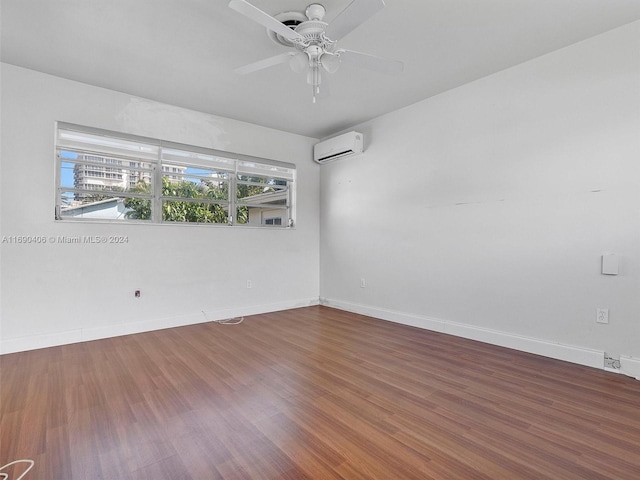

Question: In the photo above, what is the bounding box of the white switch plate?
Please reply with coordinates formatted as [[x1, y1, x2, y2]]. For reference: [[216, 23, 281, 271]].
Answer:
[[596, 308, 609, 324], [602, 254, 619, 275]]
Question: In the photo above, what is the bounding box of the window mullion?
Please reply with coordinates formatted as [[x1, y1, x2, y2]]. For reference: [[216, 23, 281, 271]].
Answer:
[[229, 170, 237, 225], [55, 152, 62, 220], [287, 184, 293, 227], [152, 153, 163, 223]]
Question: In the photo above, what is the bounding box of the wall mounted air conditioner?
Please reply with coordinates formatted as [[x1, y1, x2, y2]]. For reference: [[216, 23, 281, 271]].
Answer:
[[313, 131, 364, 164]]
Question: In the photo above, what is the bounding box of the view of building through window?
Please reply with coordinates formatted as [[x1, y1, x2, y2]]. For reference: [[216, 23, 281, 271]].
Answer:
[[56, 124, 295, 227]]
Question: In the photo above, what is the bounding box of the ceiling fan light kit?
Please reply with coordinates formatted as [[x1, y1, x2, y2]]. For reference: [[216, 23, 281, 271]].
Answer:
[[229, 0, 403, 103], [306, 4, 326, 21]]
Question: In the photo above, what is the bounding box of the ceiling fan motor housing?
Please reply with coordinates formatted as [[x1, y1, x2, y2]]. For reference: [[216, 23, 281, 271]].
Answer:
[[295, 21, 329, 46], [268, 3, 335, 51]]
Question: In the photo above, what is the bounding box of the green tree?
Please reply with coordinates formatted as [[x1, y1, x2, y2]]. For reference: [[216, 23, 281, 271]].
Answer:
[[124, 178, 228, 223], [123, 182, 151, 220]]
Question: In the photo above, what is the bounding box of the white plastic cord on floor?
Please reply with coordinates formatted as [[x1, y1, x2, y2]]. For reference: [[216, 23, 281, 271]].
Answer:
[[0, 460, 34, 480], [202, 311, 244, 325]]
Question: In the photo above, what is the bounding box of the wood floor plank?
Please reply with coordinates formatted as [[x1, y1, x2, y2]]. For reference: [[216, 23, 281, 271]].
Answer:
[[2, 305, 640, 479]]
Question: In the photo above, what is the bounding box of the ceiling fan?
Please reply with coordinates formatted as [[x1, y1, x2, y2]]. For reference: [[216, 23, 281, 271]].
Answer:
[[229, 0, 404, 102]]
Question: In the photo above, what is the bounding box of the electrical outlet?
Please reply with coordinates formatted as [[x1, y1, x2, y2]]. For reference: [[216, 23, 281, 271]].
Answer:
[[246, 280, 252, 289], [360, 278, 366, 288], [604, 355, 621, 369], [596, 308, 609, 324]]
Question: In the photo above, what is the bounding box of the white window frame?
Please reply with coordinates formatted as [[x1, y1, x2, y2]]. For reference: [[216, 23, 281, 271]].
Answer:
[[55, 122, 296, 227]]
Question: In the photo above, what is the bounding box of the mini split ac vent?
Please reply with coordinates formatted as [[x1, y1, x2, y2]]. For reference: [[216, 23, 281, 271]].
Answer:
[[313, 131, 364, 164]]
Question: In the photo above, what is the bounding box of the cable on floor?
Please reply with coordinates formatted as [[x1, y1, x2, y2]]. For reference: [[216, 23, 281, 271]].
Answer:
[[0, 460, 34, 480], [202, 310, 244, 325]]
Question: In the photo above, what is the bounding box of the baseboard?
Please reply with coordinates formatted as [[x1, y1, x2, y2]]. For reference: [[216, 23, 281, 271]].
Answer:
[[321, 298, 606, 370], [620, 355, 640, 380], [6, 297, 637, 382], [0, 297, 320, 355]]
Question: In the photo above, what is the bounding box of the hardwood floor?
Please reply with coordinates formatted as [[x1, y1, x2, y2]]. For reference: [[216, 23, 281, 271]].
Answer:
[[2, 306, 640, 479]]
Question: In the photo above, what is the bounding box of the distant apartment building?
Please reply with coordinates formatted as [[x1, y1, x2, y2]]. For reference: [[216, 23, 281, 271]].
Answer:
[[73, 154, 186, 199]]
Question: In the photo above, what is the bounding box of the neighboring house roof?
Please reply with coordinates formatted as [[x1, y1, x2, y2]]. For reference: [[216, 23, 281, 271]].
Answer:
[[61, 197, 122, 213], [242, 190, 287, 205], [61, 197, 129, 219]]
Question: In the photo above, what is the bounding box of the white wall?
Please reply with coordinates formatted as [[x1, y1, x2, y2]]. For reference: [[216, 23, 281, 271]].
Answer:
[[0, 64, 320, 353], [320, 22, 640, 374]]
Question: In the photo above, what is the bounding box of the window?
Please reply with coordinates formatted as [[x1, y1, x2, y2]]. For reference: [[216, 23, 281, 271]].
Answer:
[[56, 123, 295, 226], [264, 217, 283, 226]]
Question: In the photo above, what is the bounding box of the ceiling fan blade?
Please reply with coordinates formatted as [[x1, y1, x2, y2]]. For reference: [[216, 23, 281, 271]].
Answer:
[[229, 0, 304, 43], [234, 52, 295, 75], [338, 49, 404, 74], [324, 0, 386, 41]]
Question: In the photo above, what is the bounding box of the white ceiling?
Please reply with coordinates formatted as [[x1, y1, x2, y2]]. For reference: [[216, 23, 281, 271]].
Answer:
[[2, 0, 639, 139]]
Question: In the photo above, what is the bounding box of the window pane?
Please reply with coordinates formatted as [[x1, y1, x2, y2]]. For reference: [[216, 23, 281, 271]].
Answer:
[[236, 175, 287, 202], [236, 174, 289, 226], [58, 129, 159, 161], [162, 148, 235, 172], [162, 167, 228, 201], [162, 200, 228, 224], [59, 155, 153, 196], [59, 192, 151, 221], [237, 160, 294, 181]]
